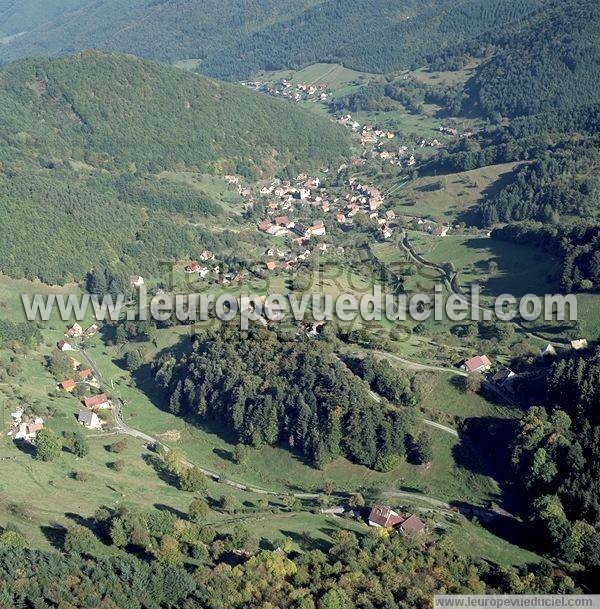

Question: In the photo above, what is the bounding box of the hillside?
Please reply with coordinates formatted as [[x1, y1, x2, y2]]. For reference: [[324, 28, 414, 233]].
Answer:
[[0, 52, 349, 283], [0, 0, 319, 64], [468, 0, 600, 118], [0, 51, 348, 173], [0, 0, 543, 79]]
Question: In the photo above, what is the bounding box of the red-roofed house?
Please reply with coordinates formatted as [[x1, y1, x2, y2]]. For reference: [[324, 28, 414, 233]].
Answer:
[[462, 355, 492, 373], [368, 505, 404, 529], [59, 379, 76, 392], [399, 514, 425, 535], [83, 394, 111, 410]]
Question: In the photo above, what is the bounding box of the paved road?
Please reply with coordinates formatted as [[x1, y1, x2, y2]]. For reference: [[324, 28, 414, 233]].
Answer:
[[376, 350, 467, 377], [422, 419, 459, 438], [368, 388, 459, 438]]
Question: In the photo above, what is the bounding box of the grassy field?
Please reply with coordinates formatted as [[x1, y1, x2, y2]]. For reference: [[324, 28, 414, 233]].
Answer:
[[398, 162, 525, 223], [257, 62, 374, 97], [409, 232, 560, 299]]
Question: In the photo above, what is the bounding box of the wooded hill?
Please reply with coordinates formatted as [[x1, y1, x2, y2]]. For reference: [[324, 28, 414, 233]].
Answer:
[[0, 0, 543, 79], [0, 51, 348, 174], [468, 0, 600, 119], [0, 52, 348, 284]]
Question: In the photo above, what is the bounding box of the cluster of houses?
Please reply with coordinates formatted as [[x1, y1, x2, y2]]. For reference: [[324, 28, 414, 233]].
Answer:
[[411, 217, 451, 237], [250, 171, 397, 264], [58, 323, 100, 352], [243, 78, 330, 103]]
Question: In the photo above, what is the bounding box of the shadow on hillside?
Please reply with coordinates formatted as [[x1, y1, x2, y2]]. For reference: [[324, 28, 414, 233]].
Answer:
[[41, 523, 67, 550]]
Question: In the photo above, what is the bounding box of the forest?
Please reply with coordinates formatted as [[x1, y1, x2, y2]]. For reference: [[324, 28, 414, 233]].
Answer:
[[510, 348, 600, 573], [0, 52, 348, 174], [468, 0, 600, 119], [0, 520, 578, 609], [153, 325, 417, 470], [0, 0, 543, 80]]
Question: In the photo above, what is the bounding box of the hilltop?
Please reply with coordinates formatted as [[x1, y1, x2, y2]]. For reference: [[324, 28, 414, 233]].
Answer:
[[0, 51, 348, 173]]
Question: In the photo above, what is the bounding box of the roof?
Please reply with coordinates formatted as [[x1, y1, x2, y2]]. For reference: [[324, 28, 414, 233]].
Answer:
[[492, 368, 515, 383], [78, 368, 93, 379], [400, 514, 425, 534], [274, 216, 289, 226], [78, 411, 97, 425], [27, 422, 44, 434], [83, 394, 109, 409], [571, 339, 588, 350], [464, 355, 491, 372], [59, 379, 76, 390], [368, 505, 403, 528]]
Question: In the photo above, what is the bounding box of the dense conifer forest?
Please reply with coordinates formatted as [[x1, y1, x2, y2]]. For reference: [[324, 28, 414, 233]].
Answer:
[[154, 326, 417, 470]]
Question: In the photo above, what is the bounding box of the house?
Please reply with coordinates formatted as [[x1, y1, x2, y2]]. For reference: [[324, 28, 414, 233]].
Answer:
[[382, 226, 393, 240], [13, 418, 44, 442], [462, 355, 492, 373], [59, 379, 76, 392], [83, 393, 111, 410], [84, 324, 99, 337], [130, 275, 145, 288], [78, 368, 93, 380], [571, 339, 588, 351], [69, 357, 81, 370], [336, 213, 347, 224], [200, 251, 215, 262], [57, 340, 73, 352], [492, 368, 517, 392], [368, 505, 404, 528], [258, 219, 272, 232], [66, 323, 83, 338], [434, 226, 450, 237], [398, 514, 425, 535], [540, 343, 557, 357], [198, 267, 210, 279], [78, 410, 102, 430], [307, 223, 326, 237], [265, 261, 278, 272], [385, 210, 396, 221], [185, 262, 201, 274]]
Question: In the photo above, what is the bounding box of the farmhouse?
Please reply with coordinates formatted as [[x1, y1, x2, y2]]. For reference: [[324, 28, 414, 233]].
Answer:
[[462, 355, 492, 373], [541, 343, 557, 357], [83, 393, 111, 410], [13, 418, 44, 443], [492, 368, 517, 392], [200, 250, 215, 262], [185, 262, 201, 274], [57, 340, 73, 352], [398, 514, 425, 535], [84, 324, 99, 336], [78, 368, 93, 380], [571, 339, 588, 350], [368, 505, 404, 529], [434, 226, 450, 237]]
